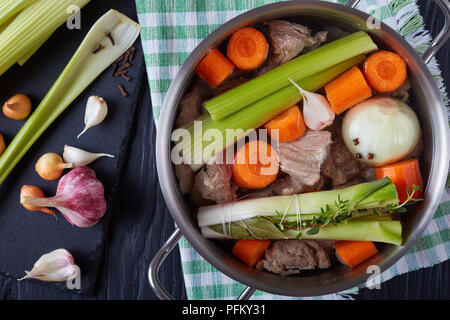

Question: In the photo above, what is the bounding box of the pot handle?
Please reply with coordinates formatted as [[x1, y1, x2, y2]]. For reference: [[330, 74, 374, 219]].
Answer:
[[345, 0, 360, 8], [148, 227, 256, 300], [422, 0, 450, 64], [345, 0, 450, 63]]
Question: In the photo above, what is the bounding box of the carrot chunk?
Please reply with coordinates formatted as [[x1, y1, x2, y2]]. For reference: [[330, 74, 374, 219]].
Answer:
[[325, 66, 373, 114], [264, 105, 306, 142], [374, 158, 423, 203], [334, 241, 379, 268], [363, 50, 407, 93], [227, 27, 268, 70], [232, 239, 271, 267], [232, 140, 279, 189], [195, 48, 235, 88]]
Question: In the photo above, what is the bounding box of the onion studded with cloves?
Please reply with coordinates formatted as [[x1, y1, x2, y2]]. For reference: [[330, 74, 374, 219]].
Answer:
[[342, 97, 421, 167], [21, 166, 106, 228], [18, 249, 79, 282]]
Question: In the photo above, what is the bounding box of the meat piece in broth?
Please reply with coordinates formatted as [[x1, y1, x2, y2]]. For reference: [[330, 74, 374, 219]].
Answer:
[[264, 20, 327, 68], [256, 240, 333, 275], [175, 79, 210, 128], [381, 78, 411, 102], [175, 163, 195, 194], [269, 130, 332, 195], [194, 156, 238, 204], [322, 118, 373, 187]]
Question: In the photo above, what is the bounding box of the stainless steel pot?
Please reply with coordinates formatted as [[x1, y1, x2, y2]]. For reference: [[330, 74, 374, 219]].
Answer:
[[150, 0, 450, 299]]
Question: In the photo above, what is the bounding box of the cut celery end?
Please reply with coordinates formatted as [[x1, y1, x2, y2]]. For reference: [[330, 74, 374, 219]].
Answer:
[[0, 10, 141, 185], [176, 55, 366, 171], [0, 0, 37, 28], [0, 0, 90, 76], [203, 31, 378, 121]]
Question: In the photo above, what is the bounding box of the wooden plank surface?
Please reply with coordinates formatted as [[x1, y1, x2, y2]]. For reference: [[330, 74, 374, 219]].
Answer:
[[0, 0, 448, 300]]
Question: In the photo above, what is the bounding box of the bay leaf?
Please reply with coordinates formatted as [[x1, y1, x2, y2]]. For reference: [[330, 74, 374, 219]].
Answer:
[[208, 217, 288, 239]]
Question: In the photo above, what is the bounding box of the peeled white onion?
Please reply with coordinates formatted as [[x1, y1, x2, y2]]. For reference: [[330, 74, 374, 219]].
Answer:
[[342, 97, 421, 167]]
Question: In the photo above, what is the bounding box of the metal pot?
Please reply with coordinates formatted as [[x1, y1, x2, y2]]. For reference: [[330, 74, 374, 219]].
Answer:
[[150, 0, 450, 299]]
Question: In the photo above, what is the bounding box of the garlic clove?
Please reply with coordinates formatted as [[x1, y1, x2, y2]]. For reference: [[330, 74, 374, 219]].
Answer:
[[18, 249, 79, 282], [63, 145, 115, 167], [77, 96, 108, 139], [289, 78, 335, 131]]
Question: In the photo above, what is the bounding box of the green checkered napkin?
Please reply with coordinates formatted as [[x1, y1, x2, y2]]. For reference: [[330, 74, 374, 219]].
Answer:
[[135, 0, 450, 299]]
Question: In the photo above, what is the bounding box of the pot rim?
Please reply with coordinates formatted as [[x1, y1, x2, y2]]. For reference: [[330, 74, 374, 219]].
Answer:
[[156, 0, 450, 297]]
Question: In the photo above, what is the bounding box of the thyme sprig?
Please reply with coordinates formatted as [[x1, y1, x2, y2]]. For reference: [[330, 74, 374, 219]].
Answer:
[[306, 195, 352, 235], [386, 184, 423, 214]]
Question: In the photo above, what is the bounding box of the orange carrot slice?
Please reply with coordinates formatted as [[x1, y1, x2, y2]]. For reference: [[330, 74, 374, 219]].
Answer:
[[195, 48, 235, 88], [325, 66, 373, 114], [334, 241, 379, 268], [374, 158, 423, 203], [363, 50, 407, 93], [232, 239, 271, 267], [232, 140, 279, 189], [227, 27, 268, 70], [264, 105, 306, 142]]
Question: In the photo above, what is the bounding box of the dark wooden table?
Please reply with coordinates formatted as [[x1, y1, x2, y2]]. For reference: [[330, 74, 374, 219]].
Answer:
[[0, 0, 448, 300]]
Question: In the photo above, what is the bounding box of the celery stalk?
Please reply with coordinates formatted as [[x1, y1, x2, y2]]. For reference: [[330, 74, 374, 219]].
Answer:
[[0, 0, 37, 28], [0, 0, 90, 76], [204, 31, 378, 121], [176, 55, 365, 171], [0, 10, 141, 185], [17, 28, 54, 66]]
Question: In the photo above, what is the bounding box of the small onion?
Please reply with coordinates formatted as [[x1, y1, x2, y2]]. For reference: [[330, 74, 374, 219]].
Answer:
[[342, 97, 421, 167]]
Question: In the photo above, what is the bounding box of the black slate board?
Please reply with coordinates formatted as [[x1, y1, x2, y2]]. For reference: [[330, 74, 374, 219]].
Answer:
[[0, 2, 144, 294]]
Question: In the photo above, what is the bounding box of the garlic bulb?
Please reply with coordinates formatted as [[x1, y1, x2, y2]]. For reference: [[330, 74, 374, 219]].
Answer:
[[77, 96, 108, 139], [342, 97, 421, 167], [18, 249, 79, 282], [289, 78, 335, 130], [63, 145, 115, 167]]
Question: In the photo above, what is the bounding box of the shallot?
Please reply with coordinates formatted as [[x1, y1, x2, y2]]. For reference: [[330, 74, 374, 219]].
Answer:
[[35, 153, 74, 181], [21, 166, 107, 228], [0, 133, 5, 156], [289, 78, 335, 130], [77, 96, 108, 139], [2, 94, 32, 120], [18, 249, 79, 282], [63, 145, 115, 167], [20, 185, 54, 215]]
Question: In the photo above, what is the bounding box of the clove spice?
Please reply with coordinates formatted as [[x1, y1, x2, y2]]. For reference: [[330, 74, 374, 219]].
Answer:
[[118, 84, 128, 97], [107, 32, 115, 46], [93, 44, 105, 54]]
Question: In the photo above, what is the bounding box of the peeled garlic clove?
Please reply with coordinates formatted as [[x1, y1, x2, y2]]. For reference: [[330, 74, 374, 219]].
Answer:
[[77, 96, 108, 139], [18, 249, 79, 282], [63, 145, 115, 167], [289, 78, 335, 130]]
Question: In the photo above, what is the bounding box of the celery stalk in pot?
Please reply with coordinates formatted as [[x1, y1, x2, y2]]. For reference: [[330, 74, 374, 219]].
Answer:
[[0, 10, 141, 185]]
